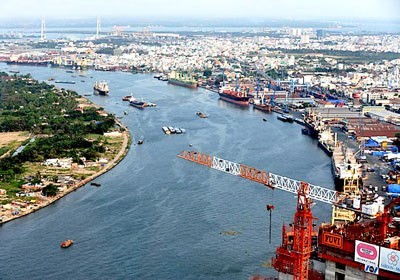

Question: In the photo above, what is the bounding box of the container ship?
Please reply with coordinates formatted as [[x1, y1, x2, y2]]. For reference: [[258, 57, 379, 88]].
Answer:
[[167, 71, 197, 89], [93, 81, 109, 96]]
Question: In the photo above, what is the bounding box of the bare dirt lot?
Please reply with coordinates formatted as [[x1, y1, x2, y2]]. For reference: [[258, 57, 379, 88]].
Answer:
[[0, 131, 30, 147]]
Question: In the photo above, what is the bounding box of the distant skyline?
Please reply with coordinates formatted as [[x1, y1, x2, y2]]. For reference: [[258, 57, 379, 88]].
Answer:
[[0, 0, 399, 20]]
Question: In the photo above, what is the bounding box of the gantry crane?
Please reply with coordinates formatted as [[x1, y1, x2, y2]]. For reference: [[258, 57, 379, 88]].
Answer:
[[177, 150, 344, 280]]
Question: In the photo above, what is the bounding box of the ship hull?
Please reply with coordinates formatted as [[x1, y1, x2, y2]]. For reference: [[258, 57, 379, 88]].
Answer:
[[318, 140, 333, 157], [218, 93, 249, 106], [253, 103, 271, 112], [304, 121, 319, 138], [93, 88, 109, 96], [168, 79, 197, 89], [129, 102, 146, 109], [6, 61, 49, 66]]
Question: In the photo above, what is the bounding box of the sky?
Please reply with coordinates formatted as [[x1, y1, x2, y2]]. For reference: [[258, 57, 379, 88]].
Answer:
[[0, 0, 399, 20]]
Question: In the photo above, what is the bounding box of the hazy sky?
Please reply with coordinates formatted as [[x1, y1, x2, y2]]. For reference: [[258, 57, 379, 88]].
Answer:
[[0, 0, 399, 20]]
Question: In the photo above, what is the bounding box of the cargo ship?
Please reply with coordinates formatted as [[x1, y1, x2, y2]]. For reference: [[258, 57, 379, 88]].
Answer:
[[167, 71, 197, 89], [218, 86, 250, 106], [93, 81, 109, 96], [331, 144, 363, 192], [129, 97, 146, 109]]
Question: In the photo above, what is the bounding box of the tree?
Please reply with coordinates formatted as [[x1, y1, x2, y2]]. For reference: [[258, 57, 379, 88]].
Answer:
[[42, 184, 58, 197]]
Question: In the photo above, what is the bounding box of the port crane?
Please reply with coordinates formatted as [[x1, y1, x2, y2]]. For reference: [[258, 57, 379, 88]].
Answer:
[[176, 150, 351, 280], [178, 151, 400, 279]]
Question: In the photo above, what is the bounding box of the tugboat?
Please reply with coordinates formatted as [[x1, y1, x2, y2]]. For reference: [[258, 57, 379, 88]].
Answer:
[[60, 239, 74, 248]]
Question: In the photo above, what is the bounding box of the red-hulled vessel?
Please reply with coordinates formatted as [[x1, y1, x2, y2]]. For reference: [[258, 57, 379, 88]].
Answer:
[[60, 239, 74, 248], [218, 87, 250, 106]]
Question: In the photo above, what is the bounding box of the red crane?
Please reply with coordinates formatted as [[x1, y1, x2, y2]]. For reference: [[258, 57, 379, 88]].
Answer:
[[178, 151, 398, 280], [177, 150, 338, 280]]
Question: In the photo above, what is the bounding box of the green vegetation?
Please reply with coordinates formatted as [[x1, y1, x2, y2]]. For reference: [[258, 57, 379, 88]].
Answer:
[[0, 72, 119, 198]]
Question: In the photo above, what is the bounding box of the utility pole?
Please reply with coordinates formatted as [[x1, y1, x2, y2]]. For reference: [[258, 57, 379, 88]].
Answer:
[[40, 17, 46, 41]]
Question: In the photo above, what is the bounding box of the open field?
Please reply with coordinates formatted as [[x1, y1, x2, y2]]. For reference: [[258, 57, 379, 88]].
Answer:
[[0, 131, 30, 147], [0, 131, 30, 158]]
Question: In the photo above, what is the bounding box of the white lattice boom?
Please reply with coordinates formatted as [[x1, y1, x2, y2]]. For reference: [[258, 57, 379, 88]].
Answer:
[[178, 151, 338, 204]]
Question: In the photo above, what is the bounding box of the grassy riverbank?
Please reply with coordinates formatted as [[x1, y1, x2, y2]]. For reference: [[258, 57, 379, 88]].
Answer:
[[0, 73, 131, 224]]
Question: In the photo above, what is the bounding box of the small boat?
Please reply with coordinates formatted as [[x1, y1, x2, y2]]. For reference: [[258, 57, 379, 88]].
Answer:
[[180, 128, 186, 133], [9, 70, 20, 73], [124, 111, 128, 115], [122, 95, 132, 101], [175, 128, 182, 134], [168, 126, 176, 134], [137, 139, 144, 145], [162, 126, 171, 135], [301, 128, 309, 135], [196, 112, 208, 118], [48, 77, 55, 81], [60, 239, 74, 248], [66, 70, 73, 73], [263, 118, 267, 122], [144, 102, 157, 107], [277, 114, 294, 123], [90, 182, 101, 187]]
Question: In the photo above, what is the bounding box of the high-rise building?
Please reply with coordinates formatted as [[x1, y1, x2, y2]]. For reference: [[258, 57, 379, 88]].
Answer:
[[289, 28, 302, 37], [317, 29, 326, 39]]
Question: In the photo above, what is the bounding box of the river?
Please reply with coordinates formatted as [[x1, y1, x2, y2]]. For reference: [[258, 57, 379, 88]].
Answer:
[[0, 63, 334, 280]]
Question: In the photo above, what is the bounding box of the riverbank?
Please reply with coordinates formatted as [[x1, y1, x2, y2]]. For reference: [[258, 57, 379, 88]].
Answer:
[[0, 109, 131, 226]]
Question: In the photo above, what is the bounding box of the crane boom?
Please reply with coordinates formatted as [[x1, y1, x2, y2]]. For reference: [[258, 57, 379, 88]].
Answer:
[[178, 151, 338, 204]]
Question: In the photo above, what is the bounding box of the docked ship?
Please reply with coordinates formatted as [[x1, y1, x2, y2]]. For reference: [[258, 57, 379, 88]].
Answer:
[[167, 71, 197, 89], [331, 144, 363, 192], [93, 81, 109, 96], [253, 100, 272, 112], [218, 86, 250, 106], [317, 127, 337, 157], [303, 108, 325, 138]]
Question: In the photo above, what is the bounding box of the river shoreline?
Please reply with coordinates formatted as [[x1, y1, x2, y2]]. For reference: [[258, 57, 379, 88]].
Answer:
[[0, 103, 131, 226]]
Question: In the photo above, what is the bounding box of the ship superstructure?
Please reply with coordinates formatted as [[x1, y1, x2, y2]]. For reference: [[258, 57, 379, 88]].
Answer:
[[167, 71, 197, 89], [93, 81, 109, 96]]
